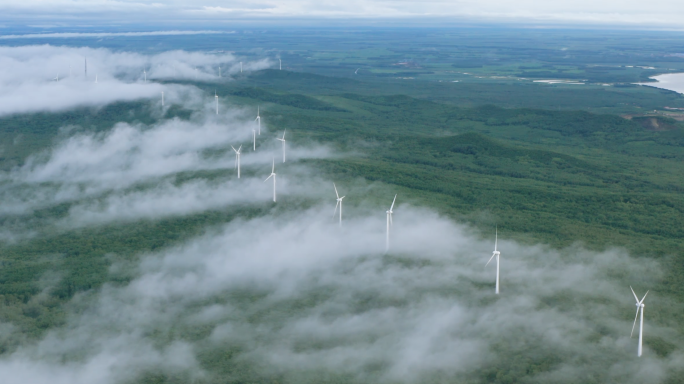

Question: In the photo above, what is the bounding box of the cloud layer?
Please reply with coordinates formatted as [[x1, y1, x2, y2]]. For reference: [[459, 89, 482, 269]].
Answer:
[[0, 45, 271, 116], [0, 204, 681, 384], [2, 0, 684, 28]]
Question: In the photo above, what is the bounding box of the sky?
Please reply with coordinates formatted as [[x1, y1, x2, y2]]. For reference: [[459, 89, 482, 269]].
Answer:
[[1, 0, 684, 29]]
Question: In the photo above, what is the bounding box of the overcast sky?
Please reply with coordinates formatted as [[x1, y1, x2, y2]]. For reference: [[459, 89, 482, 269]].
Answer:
[[1, 0, 684, 29]]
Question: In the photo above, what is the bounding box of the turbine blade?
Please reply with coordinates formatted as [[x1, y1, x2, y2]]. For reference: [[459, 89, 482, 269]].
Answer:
[[640, 290, 649, 304], [486, 252, 496, 267], [334, 183, 339, 198], [238, 145, 242, 152], [333, 201, 339, 218], [630, 286, 639, 303], [231, 145, 237, 153], [631, 307, 640, 338], [264, 174, 273, 182], [390, 194, 397, 211]]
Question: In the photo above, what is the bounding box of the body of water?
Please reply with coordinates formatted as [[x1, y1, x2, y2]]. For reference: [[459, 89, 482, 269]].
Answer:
[[640, 73, 684, 94]]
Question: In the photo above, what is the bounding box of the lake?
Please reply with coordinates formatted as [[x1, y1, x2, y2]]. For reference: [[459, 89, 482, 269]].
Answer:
[[641, 73, 684, 94]]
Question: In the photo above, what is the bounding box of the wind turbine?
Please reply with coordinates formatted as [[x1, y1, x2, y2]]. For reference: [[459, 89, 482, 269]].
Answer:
[[279, 58, 282, 70], [264, 159, 277, 202], [630, 286, 649, 357], [143, 69, 147, 83], [95, 74, 98, 83], [276, 130, 287, 163], [240, 61, 243, 73], [255, 106, 261, 135], [215, 90, 218, 115], [232, 145, 242, 179], [252, 129, 256, 151], [385, 194, 397, 252], [485, 227, 501, 294], [219, 65, 221, 78], [161, 91, 164, 106], [53, 73, 59, 81], [355, 68, 360, 74], [333, 183, 345, 227]]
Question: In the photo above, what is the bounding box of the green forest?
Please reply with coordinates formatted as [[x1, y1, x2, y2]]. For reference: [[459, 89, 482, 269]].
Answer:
[[0, 64, 683, 383]]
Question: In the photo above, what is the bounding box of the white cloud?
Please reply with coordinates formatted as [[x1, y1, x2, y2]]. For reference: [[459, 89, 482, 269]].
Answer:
[[2, 0, 684, 27], [0, 205, 680, 383], [0, 45, 272, 116]]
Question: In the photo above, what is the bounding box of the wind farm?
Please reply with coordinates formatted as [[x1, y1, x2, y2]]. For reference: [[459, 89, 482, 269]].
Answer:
[[0, 25, 682, 384]]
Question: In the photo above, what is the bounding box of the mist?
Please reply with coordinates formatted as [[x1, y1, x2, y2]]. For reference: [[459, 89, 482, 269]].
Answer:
[[0, 45, 272, 116], [0, 203, 681, 384]]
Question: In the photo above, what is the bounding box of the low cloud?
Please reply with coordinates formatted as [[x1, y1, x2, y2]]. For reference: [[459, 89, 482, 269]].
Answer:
[[0, 204, 681, 383], [0, 45, 271, 116]]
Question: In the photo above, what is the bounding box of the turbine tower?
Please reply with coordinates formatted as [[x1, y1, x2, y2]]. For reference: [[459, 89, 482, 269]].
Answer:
[[276, 130, 287, 163], [385, 194, 397, 252], [143, 69, 147, 83], [219, 65, 221, 78], [215, 91, 218, 115], [264, 159, 277, 202], [255, 106, 261, 135], [333, 183, 345, 227], [252, 129, 256, 151], [630, 286, 649, 357], [279, 58, 282, 70], [240, 61, 243, 73], [232, 145, 242, 179], [485, 227, 501, 294]]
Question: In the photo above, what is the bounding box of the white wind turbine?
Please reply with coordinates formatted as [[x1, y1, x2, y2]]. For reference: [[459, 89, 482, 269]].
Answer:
[[264, 159, 277, 202], [333, 183, 345, 227], [485, 227, 501, 294], [385, 194, 397, 252], [276, 130, 287, 163], [255, 106, 261, 135], [355, 68, 360, 74], [279, 58, 282, 70], [630, 286, 649, 357], [232, 145, 242, 178], [219, 65, 222, 77], [53, 73, 59, 81], [215, 91, 218, 115], [252, 129, 256, 151], [143, 69, 147, 83]]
